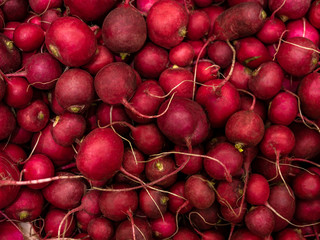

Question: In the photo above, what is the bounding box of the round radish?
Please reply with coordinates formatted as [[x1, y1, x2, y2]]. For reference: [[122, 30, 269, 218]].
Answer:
[[0, 102, 16, 141], [0, 33, 21, 74]]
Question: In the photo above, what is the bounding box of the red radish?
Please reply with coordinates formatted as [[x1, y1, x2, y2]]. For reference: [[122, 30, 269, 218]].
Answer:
[[87, 217, 114, 240], [136, 0, 159, 14], [159, 67, 194, 99], [4, 187, 44, 221], [184, 174, 215, 209], [10, 125, 33, 145], [276, 228, 306, 240], [2, 0, 28, 22], [76, 127, 124, 181], [202, 5, 224, 37], [150, 212, 177, 238], [286, 18, 319, 46], [29, 0, 62, 14], [44, 208, 76, 237], [174, 145, 203, 175], [45, 16, 97, 67], [122, 148, 145, 177], [195, 80, 241, 128], [168, 181, 193, 214], [227, 0, 267, 7], [240, 94, 267, 121], [65, 0, 116, 22], [297, 71, 320, 120], [0, 102, 16, 141], [139, 187, 168, 219], [193, 0, 211, 8], [0, 143, 26, 164], [268, 0, 312, 21], [22, 154, 55, 189], [102, 5, 147, 54], [133, 42, 169, 79], [116, 217, 153, 240], [231, 228, 264, 240], [2, 21, 21, 40], [268, 91, 298, 125], [169, 42, 194, 67], [292, 171, 320, 200], [224, 62, 252, 90], [308, 0, 320, 29], [193, 59, 219, 83], [187, 10, 210, 40], [188, 40, 207, 59], [246, 174, 270, 205], [220, 202, 247, 224], [40, 8, 62, 32], [256, 17, 286, 44], [157, 97, 210, 147], [146, 0, 189, 49], [13, 23, 44, 52], [55, 68, 95, 113], [189, 203, 220, 230], [0, 221, 24, 240], [216, 179, 244, 208], [16, 99, 50, 132], [204, 142, 243, 181], [0, 33, 21, 73], [48, 88, 65, 115], [294, 198, 320, 223], [74, 233, 92, 239], [173, 228, 200, 240], [201, 231, 225, 240], [275, 37, 319, 77], [76, 210, 96, 232], [4, 77, 33, 109], [99, 183, 138, 221], [207, 40, 233, 69], [245, 206, 275, 237]]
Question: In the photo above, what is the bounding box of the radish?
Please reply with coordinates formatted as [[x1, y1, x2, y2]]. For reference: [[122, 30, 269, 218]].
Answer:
[[136, 0, 160, 15], [4, 77, 33, 109], [292, 170, 320, 200], [240, 94, 267, 121], [40, 8, 62, 32], [45, 16, 97, 67], [173, 228, 200, 240], [189, 203, 220, 230], [193, 59, 219, 83], [168, 181, 193, 214], [246, 173, 270, 205], [87, 217, 114, 240], [308, 0, 320, 29], [216, 179, 244, 208], [122, 148, 145, 177], [139, 187, 168, 219], [223, 62, 252, 90], [0, 33, 21, 74], [275, 228, 306, 240], [13, 22, 44, 52], [294, 198, 320, 223], [207, 40, 233, 69], [174, 145, 203, 175], [220, 202, 247, 224], [186, 10, 210, 40], [0, 102, 16, 141], [2, 0, 28, 22], [29, 0, 62, 14], [202, 5, 224, 37], [231, 228, 264, 240], [245, 206, 275, 237], [268, 0, 312, 21], [256, 17, 286, 44], [44, 208, 76, 237], [10, 125, 33, 145], [0, 143, 26, 164], [0, 221, 24, 240], [201, 230, 225, 240], [150, 212, 177, 238], [169, 42, 195, 67], [116, 217, 153, 240]]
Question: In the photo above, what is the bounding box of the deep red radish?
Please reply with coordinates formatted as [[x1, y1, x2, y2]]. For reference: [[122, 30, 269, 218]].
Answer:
[[227, 0, 267, 7], [139, 187, 168, 218], [292, 171, 320, 200], [297, 72, 320, 119], [95, 62, 136, 106], [42, 172, 85, 210], [276, 228, 306, 240], [76, 127, 124, 181], [207, 40, 233, 69], [22, 154, 55, 189], [196, 80, 241, 128], [246, 174, 270, 205], [294, 198, 320, 223], [0, 9, 4, 30], [102, 5, 146, 54], [76, 210, 96, 232], [125, 80, 165, 123], [173, 228, 200, 240], [74, 233, 92, 240], [212, 2, 267, 41], [234, 37, 271, 69], [13, 23, 44, 52], [174, 145, 203, 175], [268, 0, 312, 21], [245, 206, 275, 237], [4, 77, 33, 108], [4, 187, 44, 221], [189, 203, 220, 230], [0, 102, 16, 140], [267, 184, 296, 232], [3, 21, 20, 40], [224, 62, 252, 90], [0, 221, 24, 240], [216, 179, 244, 208], [96, 103, 130, 135], [184, 174, 215, 209], [0, 33, 21, 73], [122, 148, 145, 177], [2, 0, 28, 22], [150, 212, 177, 238], [55, 68, 95, 113], [99, 183, 138, 221], [44, 208, 76, 237], [168, 181, 193, 214], [220, 202, 247, 224], [40, 8, 62, 32], [268, 92, 298, 125], [16, 99, 49, 132], [32, 123, 75, 166], [193, 59, 219, 83], [259, 125, 295, 160], [188, 40, 207, 59], [87, 217, 114, 240], [201, 230, 225, 240], [205, 142, 243, 181], [276, 37, 319, 77], [146, 0, 189, 49], [256, 17, 286, 44], [48, 89, 65, 115], [82, 45, 114, 76], [45, 16, 97, 67], [0, 76, 5, 102], [0, 143, 26, 164], [231, 228, 264, 240], [159, 67, 193, 99], [281, 75, 301, 93], [134, 42, 169, 79], [193, 0, 211, 8], [187, 10, 210, 40], [0, 152, 20, 209], [157, 97, 210, 147], [286, 18, 319, 46], [10, 125, 33, 144], [145, 156, 177, 188], [202, 5, 224, 37], [240, 94, 267, 121], [65, 0, 116, 22], [308, 0, 320, 29], [169, 42, 194, 67], [225, 110, 265, 149], [29, 0, 62, 14], [290, 123, 320, 159], [116, 217, 153, 240]]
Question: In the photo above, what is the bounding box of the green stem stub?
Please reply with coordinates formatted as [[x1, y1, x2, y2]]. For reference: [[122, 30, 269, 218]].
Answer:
[[235, 143, 244, 153], [19, 211, 29, 221]]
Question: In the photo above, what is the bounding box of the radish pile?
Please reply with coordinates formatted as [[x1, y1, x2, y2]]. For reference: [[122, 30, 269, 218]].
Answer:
[[1, 0, 320, 239]]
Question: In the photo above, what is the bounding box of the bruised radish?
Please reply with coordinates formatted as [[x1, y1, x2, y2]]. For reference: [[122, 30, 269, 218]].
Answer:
[[146, 0, 189, 49], [0, 33, 21, 73], [102, 5, 147, 54], [0, 102, 16, 140], [45, 16, 97, 67]]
